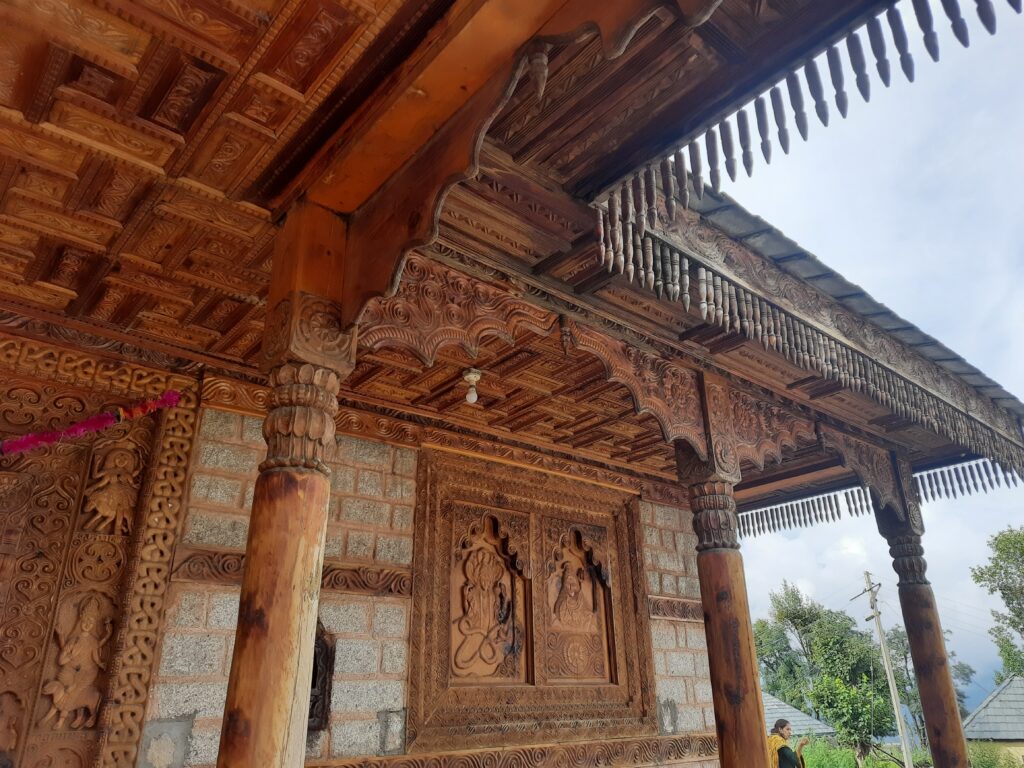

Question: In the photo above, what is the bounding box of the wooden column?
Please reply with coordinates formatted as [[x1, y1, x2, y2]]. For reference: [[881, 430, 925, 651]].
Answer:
[[879, 460, 969, 768], [675, 372, 769, 768], [218, 203, 356, 768]]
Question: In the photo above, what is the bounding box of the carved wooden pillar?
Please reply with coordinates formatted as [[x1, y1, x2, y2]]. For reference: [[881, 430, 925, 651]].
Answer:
[[878, 460, 969, 768], [676, 374, 769, 768], [821, 428, 969, 768], [218, 203, 356, 768]]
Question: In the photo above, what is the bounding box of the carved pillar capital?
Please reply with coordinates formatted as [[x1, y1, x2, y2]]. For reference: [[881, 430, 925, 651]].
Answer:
[[258, 290, 355, 476], [888, 534, 929, 587], [261, 363, 341, 475], [688, 481, 739, 551]]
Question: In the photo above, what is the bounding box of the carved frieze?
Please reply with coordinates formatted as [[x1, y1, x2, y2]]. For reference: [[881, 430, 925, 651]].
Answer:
[[408, 451, 656, 752], [0, 357, 168, 767], [172, 546, 414, 597], [359, 253, 558, 366], [662, 209, 1023, 449], [306, 732, 718, 768], [648, 597, 703, 622]]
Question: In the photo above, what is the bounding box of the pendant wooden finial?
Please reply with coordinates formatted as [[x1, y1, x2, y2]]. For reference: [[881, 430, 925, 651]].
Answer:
[[528, 44, 551, 102]]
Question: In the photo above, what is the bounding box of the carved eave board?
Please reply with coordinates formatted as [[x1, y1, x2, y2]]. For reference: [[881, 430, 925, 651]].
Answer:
[[407, 450, 656, 751]]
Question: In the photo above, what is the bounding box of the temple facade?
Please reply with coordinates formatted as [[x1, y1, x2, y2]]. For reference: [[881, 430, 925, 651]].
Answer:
[[0, 1, 1020, 767]]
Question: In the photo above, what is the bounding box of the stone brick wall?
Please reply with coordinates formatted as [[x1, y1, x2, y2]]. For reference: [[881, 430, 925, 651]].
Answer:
[[183, 408, 416, 564], [140, 408, 720, 767], [140, 407, 416, 768], [147, 585, 412, 766], [638, 500, 716, 744]]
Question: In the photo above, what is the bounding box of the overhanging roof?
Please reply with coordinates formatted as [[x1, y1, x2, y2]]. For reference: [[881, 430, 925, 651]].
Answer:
[[964, 676, 1024, 741]]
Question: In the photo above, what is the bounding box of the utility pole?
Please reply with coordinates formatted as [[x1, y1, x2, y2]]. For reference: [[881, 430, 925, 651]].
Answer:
[[858, 571, 916, 768]]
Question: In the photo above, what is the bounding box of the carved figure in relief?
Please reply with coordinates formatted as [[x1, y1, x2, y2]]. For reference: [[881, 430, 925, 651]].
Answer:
[[82, 448, 138, 535], [452, 548, 515, 676], [40, 596, 112, 730], [552, 561, 595, 633], [0, 691, 21, 754]]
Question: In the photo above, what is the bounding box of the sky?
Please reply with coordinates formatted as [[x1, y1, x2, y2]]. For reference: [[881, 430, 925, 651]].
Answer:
[[723, 4, 1024, 713]]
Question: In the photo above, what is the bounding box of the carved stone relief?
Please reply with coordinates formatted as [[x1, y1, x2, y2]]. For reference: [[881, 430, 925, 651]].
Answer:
[[408, 450, 655, 752]]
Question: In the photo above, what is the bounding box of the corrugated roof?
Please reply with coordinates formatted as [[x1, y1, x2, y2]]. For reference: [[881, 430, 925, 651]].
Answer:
[[964, 676, 1024, 741], [689, 190, 1024, 420], [763, 692, 836, 737]]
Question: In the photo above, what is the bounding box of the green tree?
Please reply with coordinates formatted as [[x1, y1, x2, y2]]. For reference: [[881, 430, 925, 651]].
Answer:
[[970, 525, 1024, 682], [755, 583, 896, 767]]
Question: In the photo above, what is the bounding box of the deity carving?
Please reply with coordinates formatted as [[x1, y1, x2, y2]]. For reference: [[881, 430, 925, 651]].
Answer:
[[544, 525, 611, 682], [450, 512, 526, 682], [81, 447, 140, 536], [40, 595, 112, 730]]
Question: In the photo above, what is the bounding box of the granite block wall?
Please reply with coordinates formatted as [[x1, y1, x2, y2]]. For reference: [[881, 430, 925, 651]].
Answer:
[[638, 500, 717, 743], [140, 407, 415, 768], [140, 407, 719, 767]]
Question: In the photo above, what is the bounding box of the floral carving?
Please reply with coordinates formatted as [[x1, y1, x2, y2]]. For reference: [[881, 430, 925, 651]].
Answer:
[[358, 253, 557, 365], [171, 546, 413, 597], [565, 320, 706, 457], [262, 291, 357, 374], [725, 386, 817, 471], [648, 597, 703, 623], [150, 62, 217, 132]]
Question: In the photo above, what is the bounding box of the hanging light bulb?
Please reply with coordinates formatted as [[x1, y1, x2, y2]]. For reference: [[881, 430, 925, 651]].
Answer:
[[463, 368, 481, 404]]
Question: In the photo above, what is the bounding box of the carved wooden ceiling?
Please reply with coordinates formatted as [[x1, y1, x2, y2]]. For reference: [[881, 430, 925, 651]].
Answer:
[[0, 0, 1018, 492]]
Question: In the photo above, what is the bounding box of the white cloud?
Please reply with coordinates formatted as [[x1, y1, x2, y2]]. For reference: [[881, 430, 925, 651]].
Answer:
[[724, 8, 1024, 711]]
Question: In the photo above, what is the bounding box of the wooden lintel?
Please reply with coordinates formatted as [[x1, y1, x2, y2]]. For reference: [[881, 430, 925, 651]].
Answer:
[[532, 236, 599, 276], [574, 267, 617, 295]]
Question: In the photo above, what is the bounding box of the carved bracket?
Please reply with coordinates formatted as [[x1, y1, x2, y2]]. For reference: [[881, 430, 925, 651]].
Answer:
[[820, 425, 924, 538], [564, 320, 707, 458], [677, 373, 815, 486], [358, 253, 558, 365]]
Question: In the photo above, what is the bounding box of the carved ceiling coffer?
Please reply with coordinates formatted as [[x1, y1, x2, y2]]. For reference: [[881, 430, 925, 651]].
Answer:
[[408, 451, 656, 752]]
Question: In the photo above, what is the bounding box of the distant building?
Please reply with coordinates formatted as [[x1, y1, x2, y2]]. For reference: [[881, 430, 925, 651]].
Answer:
[[963, 676, 1024, 762], [763, 692, 835, 738]]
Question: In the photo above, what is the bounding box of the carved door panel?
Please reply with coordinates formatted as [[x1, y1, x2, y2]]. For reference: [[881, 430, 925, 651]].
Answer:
[[0, 376, 153, 767], [408, 450, 656, 752]]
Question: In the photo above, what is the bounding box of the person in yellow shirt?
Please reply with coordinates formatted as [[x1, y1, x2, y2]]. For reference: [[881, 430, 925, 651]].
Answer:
[[767, 719, 809, 768]]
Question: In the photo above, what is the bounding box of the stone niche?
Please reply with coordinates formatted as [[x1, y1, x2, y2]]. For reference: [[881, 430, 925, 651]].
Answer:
[[407, 450, 656, 752]]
